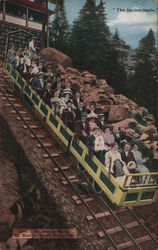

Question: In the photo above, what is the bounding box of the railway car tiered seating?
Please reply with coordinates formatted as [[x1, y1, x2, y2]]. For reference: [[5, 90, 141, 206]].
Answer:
[[3, 61, 158, 207]]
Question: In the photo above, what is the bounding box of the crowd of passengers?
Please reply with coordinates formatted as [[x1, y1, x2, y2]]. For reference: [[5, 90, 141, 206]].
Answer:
[[7, 38, 150, 186]]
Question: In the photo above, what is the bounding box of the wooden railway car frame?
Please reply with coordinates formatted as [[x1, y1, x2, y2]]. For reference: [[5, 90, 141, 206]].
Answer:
[[4, 61, 158, 207]]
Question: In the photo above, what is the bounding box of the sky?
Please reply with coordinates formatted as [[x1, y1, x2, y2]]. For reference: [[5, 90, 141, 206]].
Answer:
[[49, 0, 158, 49]]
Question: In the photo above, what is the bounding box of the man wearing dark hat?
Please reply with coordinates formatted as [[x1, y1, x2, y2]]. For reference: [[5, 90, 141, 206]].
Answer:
[[74, 112, 90, 143], [32, 72, 46, 94], [18, 57, 29, 79], [61, 99, 75, 131], [74, 100, 87, 121], [96, 113, 106, 130], [54, 81, 63, 98], [25, 65, 35, 84]]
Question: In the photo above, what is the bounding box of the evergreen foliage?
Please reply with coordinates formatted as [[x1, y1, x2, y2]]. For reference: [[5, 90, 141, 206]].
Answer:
[[70, 0, 127, 93], [129, 29, 157, 118], [49, 0, 70, 53]]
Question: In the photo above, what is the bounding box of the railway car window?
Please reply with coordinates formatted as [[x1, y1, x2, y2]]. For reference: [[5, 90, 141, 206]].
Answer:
[[100, 172, 115, 193], [72, 140, 83, 156], [49, 114, 58, 128], [85, 155, 98, 173], [32, 94, 40, 106], [24, 85, 31, 96], [125, 193, 138, 202], [18, 76, 25, 89], [40, 103, 48, 116], [141, 191, 154, 200], [60, 126, 71, 142]]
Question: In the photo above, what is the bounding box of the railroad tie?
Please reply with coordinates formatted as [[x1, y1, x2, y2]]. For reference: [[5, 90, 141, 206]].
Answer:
[[16, 116, 31, 121], [98, 219, 144, 238], [62, 176, 79, 185], [54, 166, 70, 172], [72, 195, 93, 205], [23, 125, 38, 129], [6, 103, 21, 107], [86, 211, 110, 221], [30, 134, 45, 139], [43, 153, 61, 159], [37, 143, 53, 148], [107, 235, 151, 250], [10, 110, 26, 114]]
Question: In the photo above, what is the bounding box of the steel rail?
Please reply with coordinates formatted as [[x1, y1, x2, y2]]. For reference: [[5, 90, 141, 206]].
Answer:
[[19, 92, 143, 250], [2, 75, 157, 249], [0, 86, 118, 250], [127, 207, 158, 244]]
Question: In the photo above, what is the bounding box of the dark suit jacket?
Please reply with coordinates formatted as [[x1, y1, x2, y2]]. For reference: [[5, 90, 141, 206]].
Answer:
[[121, 151, 136, 165], [74, 120, 90, 142], [18, 63, 29, 76], [32, 78, 46, 92]]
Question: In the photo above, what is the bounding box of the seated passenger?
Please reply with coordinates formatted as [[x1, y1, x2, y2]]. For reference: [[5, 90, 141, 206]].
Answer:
[[32, 72, 46, 94], [18, 48, 23, 58], [94, 127, 107, 165], [73, 92, 83, 109], [113, 127, 128, 148], [12, 51, 21, 69], [27, 65, 35, 85], [18, 58, 29, 79], [50, 90, 61, 113], [96, 113, 106, 130], [22, 46, 29, 56], [87, 115, 99, 131], [105, 143, 129, 186], [31, 60, 39, 75], [131, 144, 150, 184], [74, 101, 87, 121], [43, 82, 53, 106], [121, 143, 139, 174], [45, 64, 55, 79], [54, 82, 63, 98], [102, 126, 115, 150], [62, 89, 73, 105], [21, 51, 31, 66], [7, 44, 15, 64], [87, 103, 98, 119], [61, 99, 75, 131], [74, 112, 90, 143]]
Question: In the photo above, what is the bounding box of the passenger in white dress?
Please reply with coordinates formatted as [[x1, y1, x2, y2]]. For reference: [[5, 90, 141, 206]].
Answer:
[[105, 143, 129, 186]]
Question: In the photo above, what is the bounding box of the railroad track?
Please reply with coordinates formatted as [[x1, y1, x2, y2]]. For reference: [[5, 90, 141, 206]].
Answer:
[[0, 62, 158, 250]]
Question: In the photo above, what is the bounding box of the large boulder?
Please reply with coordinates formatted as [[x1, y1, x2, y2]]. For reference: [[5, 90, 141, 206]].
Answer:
[[96, 79, 108, 88], [40, 47, 72, 69], [140, 133, 149, 141], [81, 71, 97, 85], [66, 67, 81, 76], [108, 105, 129, 122], [112, 118, 137, 131]]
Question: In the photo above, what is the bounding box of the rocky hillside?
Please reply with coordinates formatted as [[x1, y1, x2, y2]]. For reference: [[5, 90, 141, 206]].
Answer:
[[41, 48, 158, 166]]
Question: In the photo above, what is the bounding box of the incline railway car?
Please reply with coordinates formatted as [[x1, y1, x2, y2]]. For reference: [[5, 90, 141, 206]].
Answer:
[[4, 61, 158, 207]]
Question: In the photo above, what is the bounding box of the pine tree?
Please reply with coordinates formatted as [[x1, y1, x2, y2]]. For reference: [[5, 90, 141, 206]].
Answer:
[[97, 0, 110, 38], [70, 0, 110, 73], [132, 29, 157, 117], [49, 0, 69, 53], [112, 29, 130, 68]]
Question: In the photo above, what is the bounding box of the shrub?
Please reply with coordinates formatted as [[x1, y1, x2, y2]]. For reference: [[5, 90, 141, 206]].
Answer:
[[133, 112, 147, 126], [128, 121, 141, 135]]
